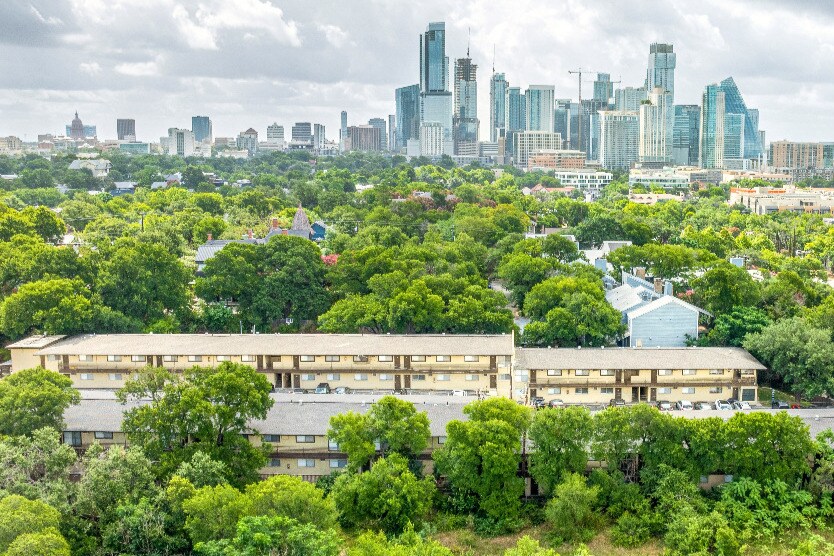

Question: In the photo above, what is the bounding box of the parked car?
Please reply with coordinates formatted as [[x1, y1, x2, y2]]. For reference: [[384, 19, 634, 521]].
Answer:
[[675, 400, 694, 411], [333, 386, 351, 394], [732, 401, 752, 410], [656, 400, 673, 411], [451, 390, 467, 397], [772, 401, 790, 410], [531, 396, 545, 409], [726, 398, 739, 406], [609, 398, 626, 407], [314, 383, 331, 394], [695, 402, 713, 410], [714, 400, 732, 410], [291, 388, 306, 394], [548, 399, 565, 408]]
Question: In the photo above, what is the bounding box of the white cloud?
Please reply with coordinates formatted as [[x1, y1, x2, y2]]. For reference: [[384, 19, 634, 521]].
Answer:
[[115, 59, 161, 77], [30, 5, 63, 26], [78, 62, 101, 75], [318, 24, 349, 48], [172, 4, 218, 50], [194, 0, 301, 47]]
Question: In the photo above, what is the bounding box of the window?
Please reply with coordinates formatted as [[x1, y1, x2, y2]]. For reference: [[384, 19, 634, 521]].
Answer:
[[352, 355, 368, 363], [658, 387, 672, 394], [269, 458, 281, 467], [709, 386, 723, 394], [107, 355, 122, 362], [301, 374, 315, 381], [325, 355, 339, 362], [465, 374, 479, 381], [499, 355, 512, 366], [297, 459, 315, 468], [379, 374, 393, 381], [47, 354, 61, 361], [163, 355, 178, 362], [296, 435, 315, 443], [601, 387, 614, 394], [436, 374, 450, 381], [575, 370, 590, 376], [263, 434, 280, 443], [328, 439, 339, 450], [63, 431, 81, 447], [464, 355, 480, 362], [241, 355, 256, 362], [78, 354, 93, 362], [327, 373, 341, 381], [354, 373, 368, 381], [575, 388, 589, 394], [438, 436, 447, 444], [330, 459, 347, 469], [499, 373, 511, 381], [300, 355, 315, 362], [600, 369, 615, 376], [658, 369, 673, 376], [682, 369, 696, 375], [94, 431, 113, 440], [411, 355, 426, 362], [216, 355, 230, 362], [436, 355, 451, 362], [709, 369, 725, 375], [547, 369, 562, 376], [188, 355, 202, 362], [378, 355, 393, 362], [547, 387, 561, 395], [80, 373, 94, 381], [515, 370, 529, 383], [109, 373, 123, 381], [412, 374, 426, 381], [682, 387, 696, 394]]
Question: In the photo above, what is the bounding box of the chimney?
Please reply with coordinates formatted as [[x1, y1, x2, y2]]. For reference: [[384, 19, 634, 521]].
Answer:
[[634, 267, 647, 279], [206, 233, 212, 241], [247, 229, 253, 239], [271, 218, 279, 230], [654, 277, 663, 294]]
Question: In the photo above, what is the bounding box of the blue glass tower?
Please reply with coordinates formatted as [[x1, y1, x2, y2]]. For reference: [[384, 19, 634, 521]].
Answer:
[[718, 77, 762, 160]]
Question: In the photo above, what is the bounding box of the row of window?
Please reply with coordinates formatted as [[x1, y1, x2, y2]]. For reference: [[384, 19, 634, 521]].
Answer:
[[63, 354, 486, 364], [268, 458, 348, 469], [535, 369, 729, 377], [300, 355, 479, 363], [543, 386, 725, 395]]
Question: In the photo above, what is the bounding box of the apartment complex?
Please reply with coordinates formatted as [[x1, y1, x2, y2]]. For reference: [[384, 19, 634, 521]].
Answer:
[[729, 186, 834, 215]]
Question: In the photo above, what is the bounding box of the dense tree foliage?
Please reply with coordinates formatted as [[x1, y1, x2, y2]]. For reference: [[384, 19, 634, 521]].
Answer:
[[0, 367, 79, 436]]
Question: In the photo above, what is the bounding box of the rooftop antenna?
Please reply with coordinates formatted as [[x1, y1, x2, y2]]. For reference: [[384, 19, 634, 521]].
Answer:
[[492, 44, 495, 75], [467, 27, 471, 58]]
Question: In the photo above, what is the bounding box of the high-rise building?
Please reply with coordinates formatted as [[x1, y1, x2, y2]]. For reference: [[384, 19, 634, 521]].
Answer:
[[506, 87, 525, 132], [718, 77, 763, 161], [292, 122, 313, 143], [395, 84, 420, 151], [192, 116, 212, 143], [598, 111, 639, 171], [419, 22, 453, 155], [368, 118, 387, 151], [419, 121, 445, 157], [346, 125, 382, 152], [639, 87, 673, 164], [525, 85, 555, 132], [700, 84, 725, 169], [313, 124, 326, 150], [453, 56, 479, 156], [116, 119, 136, 141], [614, 86, 647, 112], [266, 123, 284, 145], [723, 113, 745, 167], [646, 43, 676, 102], [554, 99, 572, 148], [166, 128, 196, 157], [387, 115, 396, 151], [672, 105, 700, 166], [593, 73, 614, 105], [490, 72, 508, 142], [340, 111, 348, 152], [769, 141, 831, 169], [514, 131, 562, 169], [236, 128, 259, 156]]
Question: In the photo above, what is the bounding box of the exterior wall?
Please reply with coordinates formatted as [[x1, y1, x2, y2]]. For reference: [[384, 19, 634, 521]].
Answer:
[[629, 303, 699, 347], [10, 347, 43, 372]]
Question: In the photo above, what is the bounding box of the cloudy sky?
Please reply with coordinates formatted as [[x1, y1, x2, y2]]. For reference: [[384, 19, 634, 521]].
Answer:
[[1, 0, 833, 143]]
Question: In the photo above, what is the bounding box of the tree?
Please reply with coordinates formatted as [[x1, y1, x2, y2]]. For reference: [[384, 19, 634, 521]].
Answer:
[[101, 497, 188, 556], [522, 294, 624, 347], [542, 234, 580, 263], [331, 454, 435, 534], [528, 407, 593, 494], [0, 495, 62, 552], [0, 367, 80, 436], [21, 206, 65, 242], [523, 276, 605, 320], [175, 451, 229, 488], [4, 529, 70, 556], [497, 253, 552, 306], [118, 363, 274, 485], [744, 317, 834, 399], [348, 528, 453, 556], [194, 515, 342, 556], [664, 507, 739, 556], [698, 306, 770, 347], [245, 475, 337, 529], [544, 473, 600, 544], [183, 484, 250, 544], [691, 263, 760, 316]]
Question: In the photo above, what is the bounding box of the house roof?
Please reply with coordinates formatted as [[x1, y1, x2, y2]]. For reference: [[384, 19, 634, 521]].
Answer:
[[6, 335, 66, 349], [514, 347, 766, 370], [35, 333, 516, 357], [195, 239, 258, 263], [605, 284, 657, 313], [627, 295, 711, 319]]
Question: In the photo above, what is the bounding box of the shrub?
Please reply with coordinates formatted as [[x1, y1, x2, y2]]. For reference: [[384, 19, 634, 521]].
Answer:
[[544, 473, 600, 544]]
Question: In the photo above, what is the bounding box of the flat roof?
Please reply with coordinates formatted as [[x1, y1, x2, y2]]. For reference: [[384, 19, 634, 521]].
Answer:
[[35, 333, 515, 357], [515, 347, 766, 371]]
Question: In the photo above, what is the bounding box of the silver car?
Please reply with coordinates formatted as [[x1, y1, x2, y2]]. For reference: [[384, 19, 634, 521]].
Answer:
[[714, 400, 732, 410]]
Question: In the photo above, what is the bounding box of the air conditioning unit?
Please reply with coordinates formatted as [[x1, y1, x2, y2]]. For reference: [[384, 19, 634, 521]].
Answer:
[[285, 318, 294, 324]]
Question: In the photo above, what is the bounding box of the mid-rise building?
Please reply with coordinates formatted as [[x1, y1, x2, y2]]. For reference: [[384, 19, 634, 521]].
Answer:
[[700, 84, 725, 169], [599, 110, 639, 171], [165, 128, 196, 157], [266, 123, 284, 146], [672, 105, 700, 166], [118, 142, 150, 155], [419, 121, 445, 157], [192, 116, 212, 144], [525, 85, 555, 132], [346, 125, 382, 152], [0, 136, 23, 151], [453, 56, 479, 156], [237, 128, 259, 156], [526, 149, 587, 170], [514, 131, 562, 169], [116, 119, 136, 141], [639, 87, 673, 164], [551, 170, 613, 199], [340, 111, 348, 152], [646, 43, 676, 102], [313, 124, 326, 150], [489, 72, 508, 142], [395, 85, 420, 151], [769, 141, 834, 170], [387, 115, 396, 151], [368, 118, 387, 151], [628, 167, 691, 190], [291, 122, 313, 146]]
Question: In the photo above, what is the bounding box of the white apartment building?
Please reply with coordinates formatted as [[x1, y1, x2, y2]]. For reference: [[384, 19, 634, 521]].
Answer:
[[514, 131, 562, 169], [639, 87, 673, 163], [419, 122, 445, 157], [599, 111, 639, 171]]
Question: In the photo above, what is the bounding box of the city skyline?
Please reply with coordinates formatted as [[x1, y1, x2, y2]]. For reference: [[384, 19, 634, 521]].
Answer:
[[1, 1, 833, 142]]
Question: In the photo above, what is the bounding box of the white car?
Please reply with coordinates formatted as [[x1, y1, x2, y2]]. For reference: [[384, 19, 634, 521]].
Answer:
[[451, 390, 467, 397], [714, 400, 732, 410], [732, 401, 752, 410], [675, 400, 693, 411]]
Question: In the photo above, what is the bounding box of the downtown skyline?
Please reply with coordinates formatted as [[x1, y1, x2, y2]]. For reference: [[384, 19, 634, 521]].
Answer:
[[1, 0, 833, 142]]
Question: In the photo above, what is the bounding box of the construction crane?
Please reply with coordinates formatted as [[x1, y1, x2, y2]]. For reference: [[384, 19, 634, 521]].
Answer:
[[568, 68, 591, 151]]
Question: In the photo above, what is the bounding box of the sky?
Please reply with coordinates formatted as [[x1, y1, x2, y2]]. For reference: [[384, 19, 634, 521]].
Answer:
[[1, 0, 833, 143]]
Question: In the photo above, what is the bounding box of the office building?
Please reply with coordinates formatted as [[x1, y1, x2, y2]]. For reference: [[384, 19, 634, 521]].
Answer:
[[489, 72, 508, 142], [236, 128, 259, 156], [165, 128, 196, 157], [646, 43, 676, 102], [672, 105, 700, 166], [118, 142, 150, 155], [346, 125, 382, 152], [718, 77, 763, 162], [116, 119, 136, 141], [639, 87, 673, 164], [525, 85, 555, 132], [313, 124, 326, 150], [599, 111, 639, 171], [291, 122, 313, 145], [368, 118, 387, 151], [700, 84, 725, 169], [192, 116, 212, 144], [723, 113, 745, 167], [419, 22, 453, 154], [395, 84, 420, 151], [340, 111, 348, 152], [593, 73, 614, 105], [614, 86, 647, 112], [514, 131, 562, 169], [387, 115, 396, 151], [453, 56, 479, 156], [266, 123, 284, 146], [419, 121, 444, 156], [506, 87, 526, 132]]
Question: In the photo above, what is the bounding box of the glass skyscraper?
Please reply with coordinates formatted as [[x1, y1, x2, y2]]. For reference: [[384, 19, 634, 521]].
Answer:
[[525, 85, 555, 132], [419, 22, 452, 154], [453, 57, 479, 155], [506, 88, 525, 132], [490, 72, 508, 142], [646, 43, 676, 102], [395, 84, 420, 150], [718, 77, 763, 160], [192, 116, 212, 143], [700, 85, 725, 169], [672, 105, 700, 166]]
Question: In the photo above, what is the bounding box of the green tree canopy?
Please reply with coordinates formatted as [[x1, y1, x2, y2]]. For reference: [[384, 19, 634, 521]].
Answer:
[[0, 367, 80, 436]]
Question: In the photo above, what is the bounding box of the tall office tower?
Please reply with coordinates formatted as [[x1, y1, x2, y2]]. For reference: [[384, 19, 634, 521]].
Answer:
[[506, 87, 525, 131], [453, 56, 479, 156], [192, 116, 212, 143], [266, 123, 284, 145], [490, 72, 508, 142], [347, 125, 382, 152], [593, 73, 614, 106], [387, 115, 396, 151], [598, 111, 639, 171], [419, 22, 453, 154], [700, 84, 725, 169], [646, 43, 676, 102], [614, 86, 647, 111], [718, 77, 763, 161], [638, 87, 674, 164], [395, 84, 420, 151], [236, 128, 259, 156], [116, 119, 136, 141], [166, 128, 196, 157], [368, 117, 387, 151], [292, 122, 313, 143], [554, 99, 572, 149], [313, 124, 326, 150], [723, 113, 745, 167], [672, 105, 701, 166], [525, 85, 555, 131], [340, 111, 348, 152]]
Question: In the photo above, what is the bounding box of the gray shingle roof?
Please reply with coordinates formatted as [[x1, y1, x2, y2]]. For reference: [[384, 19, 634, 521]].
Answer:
[[36, 333, 515, 357], [515, 347, 766, 370], [195, 239, 259, 264], [605, 284, 655, 313], [6, 335, 66, 349]]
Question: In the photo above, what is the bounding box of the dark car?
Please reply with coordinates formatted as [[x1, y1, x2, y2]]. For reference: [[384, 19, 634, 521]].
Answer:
[[314, 383, 331, 394], [656, 400, 673, 411], [548, 399, 565, 408], [772, 401, 790, 410], [531, 397, 546, 409], [609, 398, 626, 407]]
